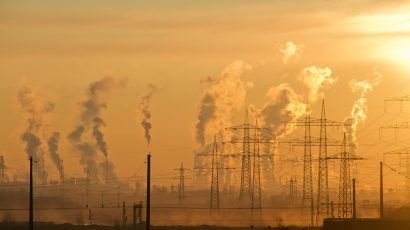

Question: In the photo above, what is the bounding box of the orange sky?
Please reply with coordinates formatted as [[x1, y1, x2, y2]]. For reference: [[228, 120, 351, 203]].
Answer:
[[1, 1, 410, 188]]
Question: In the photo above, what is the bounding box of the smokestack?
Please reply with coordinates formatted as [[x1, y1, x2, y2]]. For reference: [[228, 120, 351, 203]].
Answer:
[[146, 153, 151, 230], [29, 156, 33, 230]]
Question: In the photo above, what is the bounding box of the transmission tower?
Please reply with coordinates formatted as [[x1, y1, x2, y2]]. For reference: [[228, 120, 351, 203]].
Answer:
[[379, 121, 410, 140], [383, 147, 410, 202], [174, 162, 190, 206], [384, 95, 410, 112], [288, 176, 298, 205], [283, 104, 349, 226], [225, 112, 273, 208], [60, 160, 64, 197], [317, 99, 329, 224], [0, 156, 5, 183], [251, 120, 262, 210], [196, 135, 236, 209], [210, 136, 220, 209], [327, 133, 363, 218]]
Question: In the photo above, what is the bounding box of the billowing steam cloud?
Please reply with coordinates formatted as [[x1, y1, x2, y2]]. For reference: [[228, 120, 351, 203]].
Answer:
[[280, 41, 302, 64], [138, 84, 159, 146], [195, 60, 253, 146], [68, 77, 125, 181], [258, 83, 306, 138], [299, 66, 336, 103], [18, 86, 55, 184], [47, 132, 62, 177], [344, 72, 383, 152]]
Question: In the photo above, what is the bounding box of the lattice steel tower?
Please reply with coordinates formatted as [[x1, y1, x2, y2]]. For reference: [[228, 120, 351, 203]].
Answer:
[[210, 136, 220, 209], [251, 120, 262, 209], [239, 110, 252, 207], [316, 99, 329, 224]]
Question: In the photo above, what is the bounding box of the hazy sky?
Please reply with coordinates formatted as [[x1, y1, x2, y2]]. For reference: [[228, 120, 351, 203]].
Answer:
[[1, 0, 410, 187]]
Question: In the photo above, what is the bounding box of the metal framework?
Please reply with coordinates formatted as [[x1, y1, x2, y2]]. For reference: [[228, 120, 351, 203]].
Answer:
[[174, 162, 190, 206], [225, 111, 272, 208], [327, 133, 363, 218], [384, 95, 410, 112], [383, 147, 410, 202], [379, 121, 410, 140]]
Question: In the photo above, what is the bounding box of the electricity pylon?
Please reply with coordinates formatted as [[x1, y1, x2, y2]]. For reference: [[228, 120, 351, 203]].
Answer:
[[327, 133, 363, 218], [210, 136, 220, 209], [195, 135, 235, 209], [174, 162, 190, 206], [283, 101, 349, 226], [225, 111, 272, 208], [317, 99, 329, 225], [251, 120, 262, 210], [383, 147, 410, 202], [379, 121, 410, 140], [384, 95, 410, 112]]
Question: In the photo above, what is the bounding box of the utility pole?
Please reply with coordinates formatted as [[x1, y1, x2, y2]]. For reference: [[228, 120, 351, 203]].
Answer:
[[29, 156, 33, 230], [146, 153, 151, 230], [380, 161, 384, 219]]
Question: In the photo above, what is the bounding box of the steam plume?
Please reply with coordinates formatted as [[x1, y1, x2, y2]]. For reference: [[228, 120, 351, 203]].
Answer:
[[68, 76, 125, 180], [299, 66, 335, 103], [195, 60, 253, 146], [138, 84, 159, 146], [18, 86, 54, 184], [280, 41, 302, 64], [344, 71, 382, 151], [47, 132, 62, 176]]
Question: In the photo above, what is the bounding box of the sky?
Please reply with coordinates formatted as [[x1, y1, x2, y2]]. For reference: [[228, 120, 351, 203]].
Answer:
[[1, 0, 410, 187]]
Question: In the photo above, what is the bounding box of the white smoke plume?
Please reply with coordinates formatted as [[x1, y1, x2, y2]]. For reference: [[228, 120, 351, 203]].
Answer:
[[280, 41, 302, 64], [258, 83, 307, 139], [195, 60, 253, 146], [68, 76, 125, 181], [138, 84, 159, 146], [299, 66, 336, 103], [18, 86, 55, 184], [344, 71, 383, 151], [47, 132, 62, 177]]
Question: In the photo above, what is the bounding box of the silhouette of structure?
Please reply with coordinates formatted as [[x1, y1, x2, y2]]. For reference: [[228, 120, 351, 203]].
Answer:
[[327, 133, 363, 218], [383, 147, 410, 202], [379, 121, 410, 140], [174, 162, 190, 206], [384, 95, 410, 112], [0, 155, 5, 183], [225, 111, 272, 209]]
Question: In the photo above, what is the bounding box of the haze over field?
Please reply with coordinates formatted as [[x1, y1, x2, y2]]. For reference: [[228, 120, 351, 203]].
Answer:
[[1, 1, 410, 227]]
